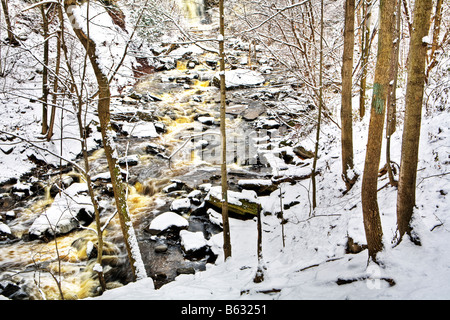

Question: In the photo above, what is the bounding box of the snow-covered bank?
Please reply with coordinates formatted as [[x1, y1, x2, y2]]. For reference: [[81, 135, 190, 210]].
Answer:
[[91, 107, 450, 300]]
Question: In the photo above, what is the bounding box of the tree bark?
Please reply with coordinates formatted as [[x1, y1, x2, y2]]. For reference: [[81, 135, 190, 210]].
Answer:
[[385, 0, 401, 187], [341, 0, 357, 191], [359, 0, 372, 119], [425, 0, 443, 82], [219, 0, 231, 260], [361, 0, 396, 261], [40, 5, 49, 135], [396, 0, 432, 242], [47, 5, 63, 141], [311, 0, 324, 210], [1, 0, 18, 45]]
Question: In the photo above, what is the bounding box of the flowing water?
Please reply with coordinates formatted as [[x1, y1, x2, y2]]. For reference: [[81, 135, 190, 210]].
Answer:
[[0, 48, 282, 300], [0, 2, 299, 299]]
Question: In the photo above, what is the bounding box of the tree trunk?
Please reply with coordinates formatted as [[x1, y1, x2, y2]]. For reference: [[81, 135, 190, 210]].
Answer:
[[361, 0, 396, 261], [1, 0, 18, 45], [341, 0, 358, 191], [47, 5, 63, 141], [64, 0, 147, 281], [385, 0, 401, 187], [253, 205, 265, 283], [396, 0, 432, 243], [425, 0, 443, 82], [311, 0, 324, 210], [40, 5, 49, 135], [359, 0, 372, 119], [218, 0, 231, 260]]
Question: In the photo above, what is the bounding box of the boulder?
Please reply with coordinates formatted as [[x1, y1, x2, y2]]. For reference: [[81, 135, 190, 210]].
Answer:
[[205, 186, 260, 218], [179, 230, 213, 261], [293, 145, 314, 159], [237, 179, 277, 196], [170, 198, 191, 214], [213, 69, 265, 89], [118, 154, 139, 167], [147, 211, 189, 235], [29, 183, 95, 240], [0, 222, 13, 241], [121, 121, 158, 138]]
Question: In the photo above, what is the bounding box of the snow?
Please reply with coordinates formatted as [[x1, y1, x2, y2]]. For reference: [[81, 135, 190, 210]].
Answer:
[[170, 198, 191, 212], [207, 186, 259, 206], [121, 121, 159, 138], [0, 222, 11, 235], [180, 230, 207, 252], [1, 0, 450, 302], [214, 69, 266, 88], [93, 263, 103, 273], [91, 99, 450, 300], [149, 211, 189, 232], [28, 183, 94, 238]]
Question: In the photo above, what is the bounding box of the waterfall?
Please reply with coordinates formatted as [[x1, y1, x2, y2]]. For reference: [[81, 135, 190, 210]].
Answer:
[[176, 0, 209, 25]]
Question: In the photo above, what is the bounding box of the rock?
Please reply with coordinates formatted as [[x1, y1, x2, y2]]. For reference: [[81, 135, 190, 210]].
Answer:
[[207, 208, 222, 227], [144, 143, 165, 155], [29, 183, 95, 240], [237, 179, 277, 196], [197, 116, 215, 125], [155, 244, 168, 253], [176, 267, 195, 275], [225, 103, 265, 121], [170, 198, 191, 214], [213, 69, 265, 89], [0, 222, 13, 241], [226, 104, 248, 116], [118, 154, 139, 167], [243, 104, 265, 121], [293, 145, 315, 159], [205, 186, 260, 218], [179, 230, 213, 261], [0, 281, 28, 300], [147, 211, 189, 235], [163, 180, 190, 193], [121, 121, 158, 138]]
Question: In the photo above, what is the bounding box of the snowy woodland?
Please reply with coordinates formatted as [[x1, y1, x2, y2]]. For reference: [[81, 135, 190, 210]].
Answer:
[[0, 0, 449, 302]]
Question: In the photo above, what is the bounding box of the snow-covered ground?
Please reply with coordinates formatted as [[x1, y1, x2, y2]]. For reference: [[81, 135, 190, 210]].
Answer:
[[89, 103, 450, 300], [1, 0, 449, 302]]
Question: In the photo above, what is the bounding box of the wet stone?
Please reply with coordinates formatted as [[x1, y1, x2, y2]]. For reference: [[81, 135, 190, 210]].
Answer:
[[155, 244, 168, 253]]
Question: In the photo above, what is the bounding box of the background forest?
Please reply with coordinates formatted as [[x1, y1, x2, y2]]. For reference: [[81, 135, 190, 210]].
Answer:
[[0, 0, 449, 300]]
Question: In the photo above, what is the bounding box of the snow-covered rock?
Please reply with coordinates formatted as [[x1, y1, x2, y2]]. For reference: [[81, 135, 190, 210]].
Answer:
[[29, 183, 95, 239], [121, 121, 158, 138], [147, 211, 189, 235], [213, 69, 265, 89], [0, 222, 12, 240], [206, 186, 260, 217], [170, 198, 191, 213]]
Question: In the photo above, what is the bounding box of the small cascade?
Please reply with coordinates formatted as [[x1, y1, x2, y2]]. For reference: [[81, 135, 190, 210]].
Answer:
[[176, 0, 210, 26]]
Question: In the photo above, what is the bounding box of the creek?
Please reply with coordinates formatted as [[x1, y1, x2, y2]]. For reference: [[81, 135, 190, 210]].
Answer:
[[0, 2, 312, 300]]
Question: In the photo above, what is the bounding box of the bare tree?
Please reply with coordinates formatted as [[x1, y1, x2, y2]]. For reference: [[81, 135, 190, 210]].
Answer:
[[396, 0, 433, 244], [63, 0, 147, 281], [361, 0, 396, 261], [1, 0, 19, 45], [341, 0, 358, 191], [218, 0, 232, 260]]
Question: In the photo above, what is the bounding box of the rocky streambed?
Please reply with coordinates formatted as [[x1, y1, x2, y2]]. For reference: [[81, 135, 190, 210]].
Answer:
[[0, 37, 317, 299]]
